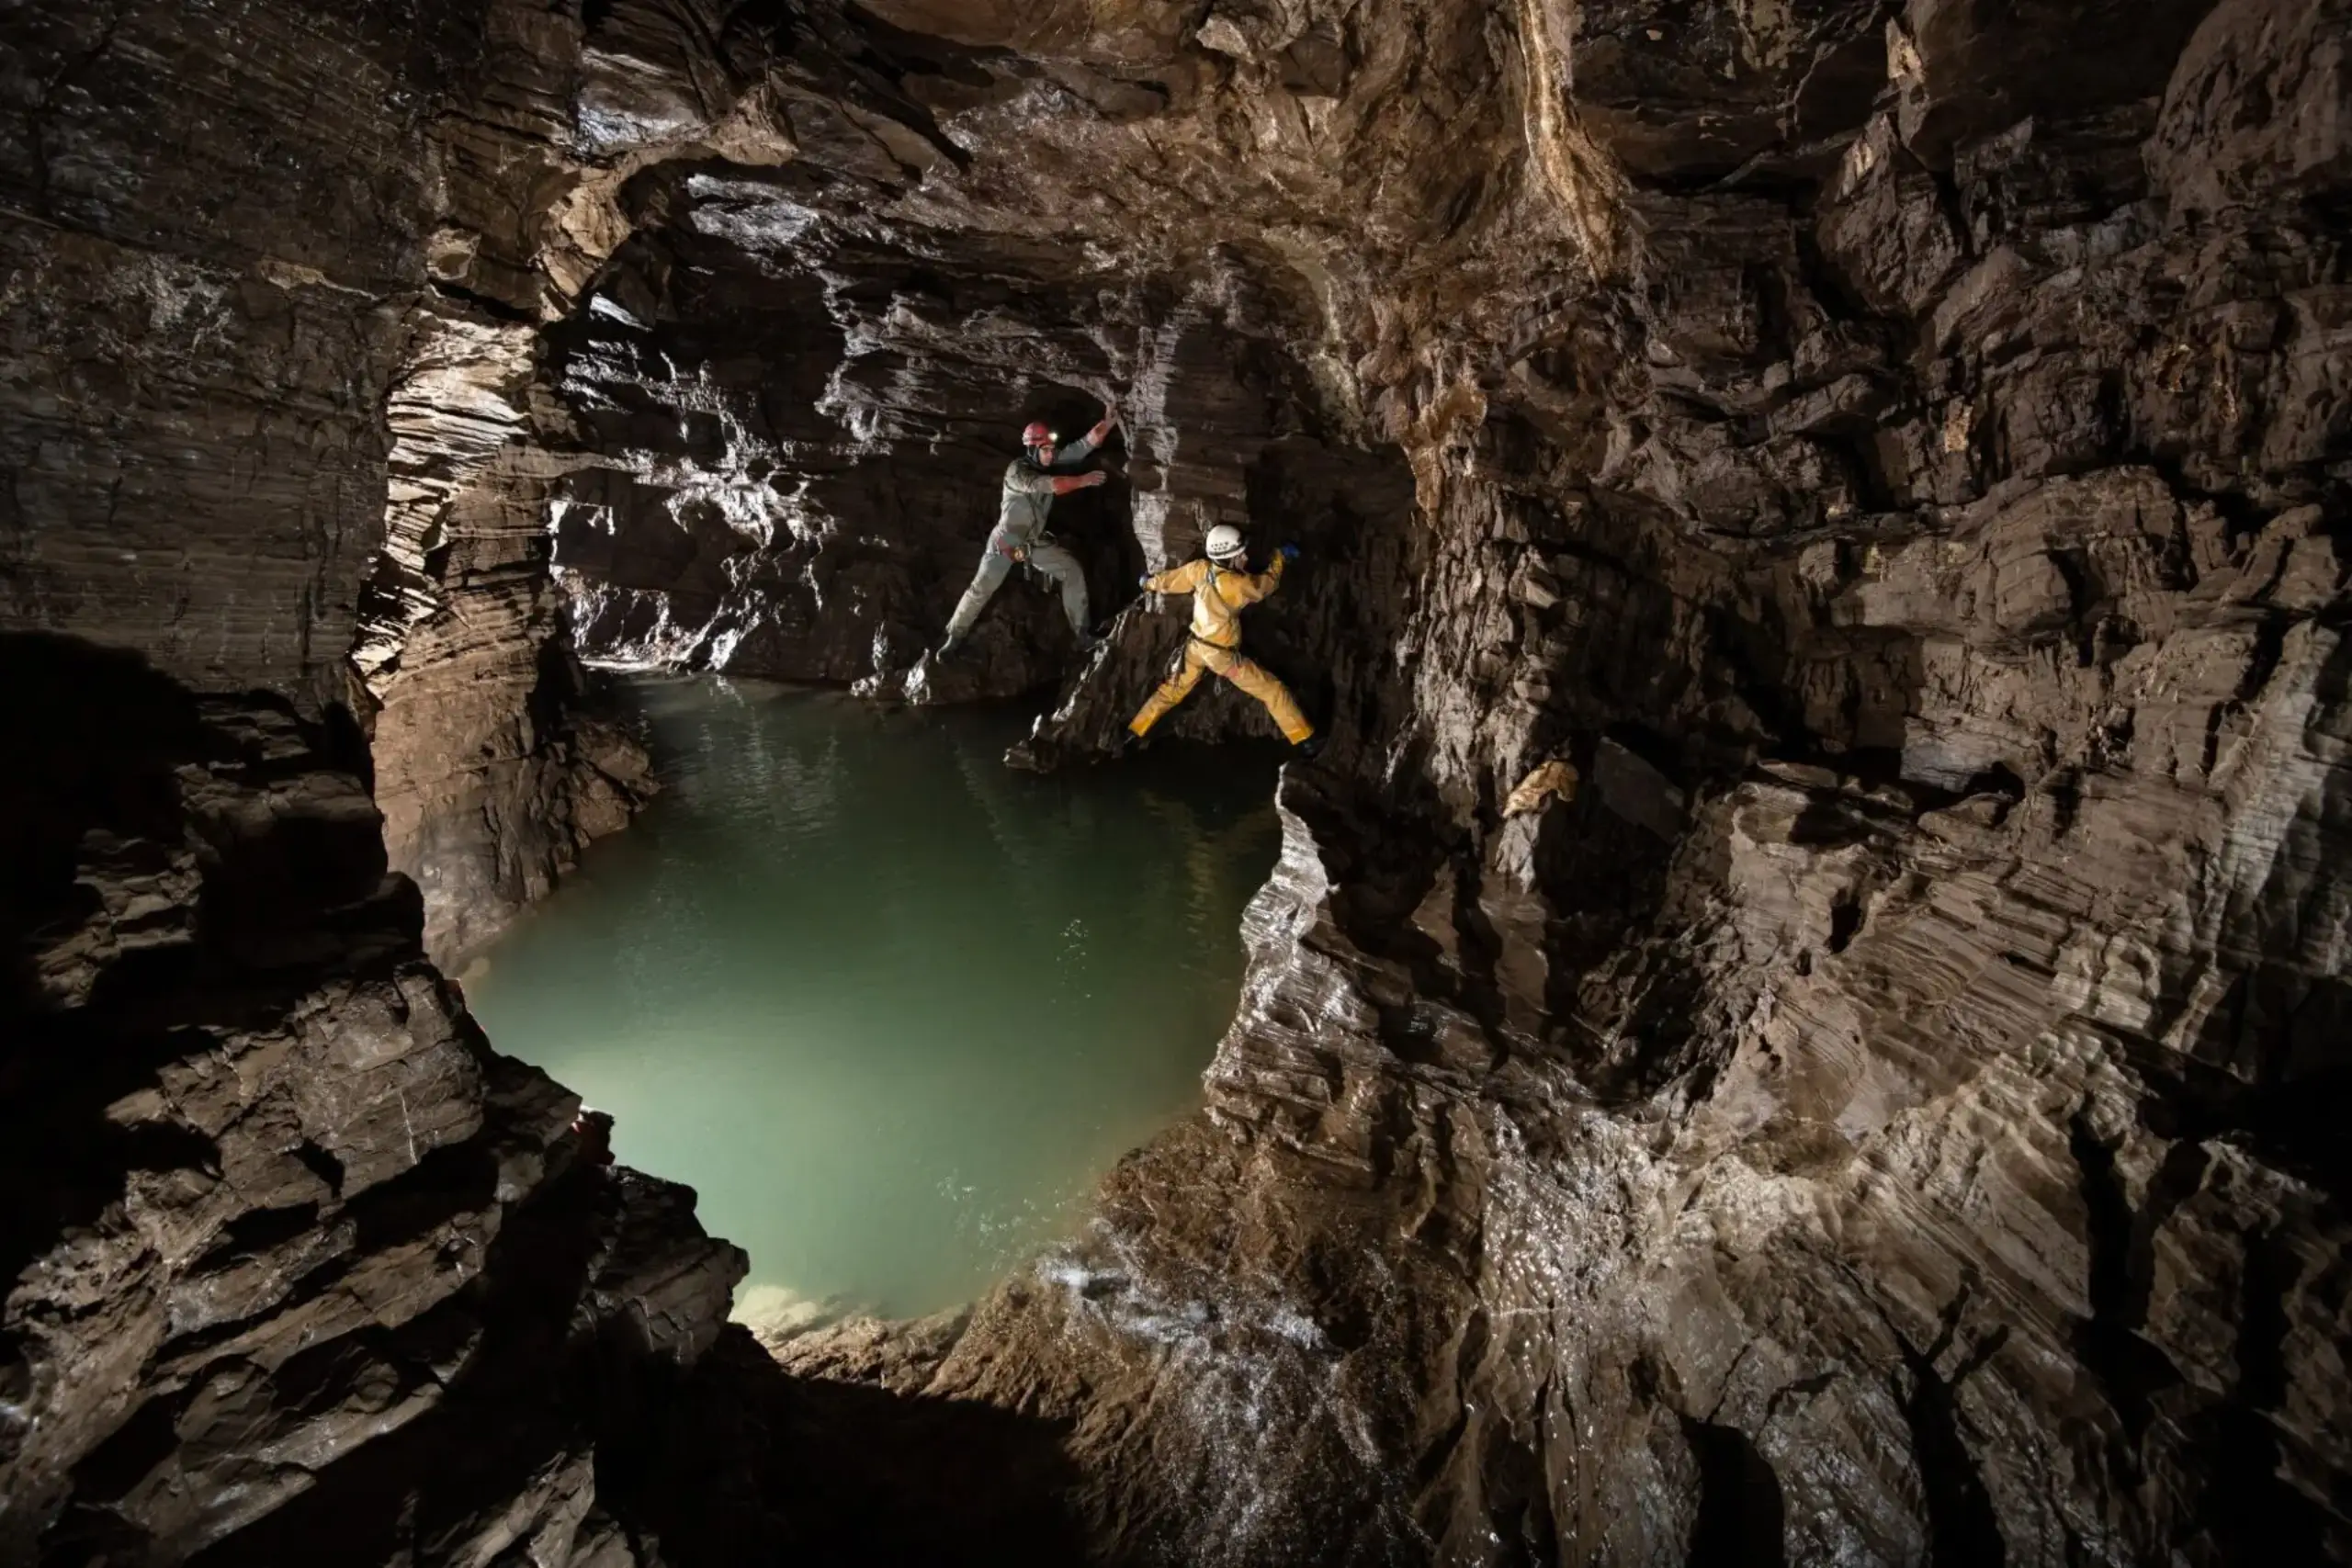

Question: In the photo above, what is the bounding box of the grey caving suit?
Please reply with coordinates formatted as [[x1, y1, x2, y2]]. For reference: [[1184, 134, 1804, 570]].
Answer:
[[944, 428, 1104, 643]]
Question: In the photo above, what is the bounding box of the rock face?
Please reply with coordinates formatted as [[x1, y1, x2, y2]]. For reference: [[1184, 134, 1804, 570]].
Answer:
[[0, 634, 742, 1564], [540, 184, 1408, 723], [356, 297, 660, 966], [718, 1, 2352, 1562], [5, 0, 2350, 1564], [0, 1, 454, 705], [0, 0, 668, 967]]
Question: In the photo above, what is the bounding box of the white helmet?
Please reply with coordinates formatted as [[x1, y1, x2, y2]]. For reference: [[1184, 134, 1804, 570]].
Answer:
[[1205, 525, 1247, 561]]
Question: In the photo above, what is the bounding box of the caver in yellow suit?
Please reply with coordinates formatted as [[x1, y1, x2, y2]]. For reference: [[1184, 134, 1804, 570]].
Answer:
[[1127, 535, 1317, 750]]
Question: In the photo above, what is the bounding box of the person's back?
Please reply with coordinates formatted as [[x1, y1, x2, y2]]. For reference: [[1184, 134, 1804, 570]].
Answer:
[[1125, 527, 1318, 756], [1148, 555, 1281, 648]]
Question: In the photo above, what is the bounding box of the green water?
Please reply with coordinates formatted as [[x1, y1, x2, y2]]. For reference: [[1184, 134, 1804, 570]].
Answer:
[[463, 678, 1281, 1321]]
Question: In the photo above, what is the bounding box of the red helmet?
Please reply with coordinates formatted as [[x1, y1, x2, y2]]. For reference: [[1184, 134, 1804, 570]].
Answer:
[[1021, 421, 1054, 447]]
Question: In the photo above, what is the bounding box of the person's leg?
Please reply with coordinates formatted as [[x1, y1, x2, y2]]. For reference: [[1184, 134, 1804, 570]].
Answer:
[[1128, 644, 1208, 737], [1221, 656, 1316, 743], [1027, 541, 1091, 637], [944, 548, 1012, 642]]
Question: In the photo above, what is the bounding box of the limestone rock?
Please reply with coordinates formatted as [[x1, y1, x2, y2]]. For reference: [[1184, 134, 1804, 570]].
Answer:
[[0, 635, 743, 1565], [4, 0, 2349, 1562]]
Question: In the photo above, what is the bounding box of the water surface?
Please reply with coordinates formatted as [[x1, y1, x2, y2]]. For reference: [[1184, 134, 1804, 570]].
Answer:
[[466, 678, 1280, 1320]]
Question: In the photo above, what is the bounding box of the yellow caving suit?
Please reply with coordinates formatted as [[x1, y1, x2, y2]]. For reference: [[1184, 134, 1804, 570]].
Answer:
[[1127, 555, 1314, 744]]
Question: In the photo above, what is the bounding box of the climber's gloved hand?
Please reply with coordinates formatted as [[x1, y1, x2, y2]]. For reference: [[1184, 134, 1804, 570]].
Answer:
[[1083, 469, 1110, 489], [1278, 544, 1301, 562]]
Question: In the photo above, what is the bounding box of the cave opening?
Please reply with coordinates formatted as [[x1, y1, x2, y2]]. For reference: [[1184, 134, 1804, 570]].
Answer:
[[435, 145, 1354, 1326]]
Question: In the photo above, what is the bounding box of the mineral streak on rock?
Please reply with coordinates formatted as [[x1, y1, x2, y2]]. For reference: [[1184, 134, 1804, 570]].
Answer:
[[3, 0, 2349, 1562]]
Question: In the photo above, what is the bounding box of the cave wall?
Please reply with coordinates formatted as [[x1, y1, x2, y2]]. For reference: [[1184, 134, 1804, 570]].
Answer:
[[0, 0, 752, 965], [751, 2, 2352, 1564], [357, 294, 660, 967], [4, 0, 2349, 1564], [351, 0, 804, 964], [0, 3, 759, 1562], [543, 199, 1422, 752], [542, 215, 1126, 691], [0, 636, 745, 1564], [0, 0, 481, 703]]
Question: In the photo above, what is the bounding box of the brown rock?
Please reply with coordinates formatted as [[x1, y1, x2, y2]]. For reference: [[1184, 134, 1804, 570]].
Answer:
[[5, 0, 2349, 1562]]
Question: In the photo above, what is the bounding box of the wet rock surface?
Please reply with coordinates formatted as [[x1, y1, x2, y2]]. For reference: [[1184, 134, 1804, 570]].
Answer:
[[0, 635, 1083, 1567], [721, 1, 2352, 1562], [4, 0, 2350, 1562], [0, 634, 744, 1565]]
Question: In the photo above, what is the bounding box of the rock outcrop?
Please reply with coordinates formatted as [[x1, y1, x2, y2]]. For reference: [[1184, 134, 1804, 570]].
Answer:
[[0, 634, 742, 1564], [727, 1, 2352, 1562], [356, 296, 659, 966], [4, 0, 2348, 1562]]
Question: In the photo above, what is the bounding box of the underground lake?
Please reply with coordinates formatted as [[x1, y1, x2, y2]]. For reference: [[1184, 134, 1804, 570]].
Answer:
[[462, 675, 1283, 1323]]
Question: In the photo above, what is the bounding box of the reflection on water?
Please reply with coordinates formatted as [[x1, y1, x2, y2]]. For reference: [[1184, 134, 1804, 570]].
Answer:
[[464, 677, 1281, 1320]]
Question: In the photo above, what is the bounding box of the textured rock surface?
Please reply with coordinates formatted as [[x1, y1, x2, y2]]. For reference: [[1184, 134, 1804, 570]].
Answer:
[[541, 184, 1388, 721], [0, 1, 463, 704], [356, 296, 660, 965], [720, 1, 2352, 1563], [0, 0, 669, 965], [0, 634, 743, 1565], [4, 0, 2350, 1563], [345, 0, 754, 964]]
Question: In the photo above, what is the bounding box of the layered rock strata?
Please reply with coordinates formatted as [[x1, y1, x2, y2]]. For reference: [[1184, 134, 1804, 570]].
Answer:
[[345, 0, 791, 964], [0, 0, 680, 966], [2, 0, 2348, 1563], [356, 299, 658, 965], [740, 1, 2352, 1563], [0, 635, 741, 1565], [0, 1, 460, 704]]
